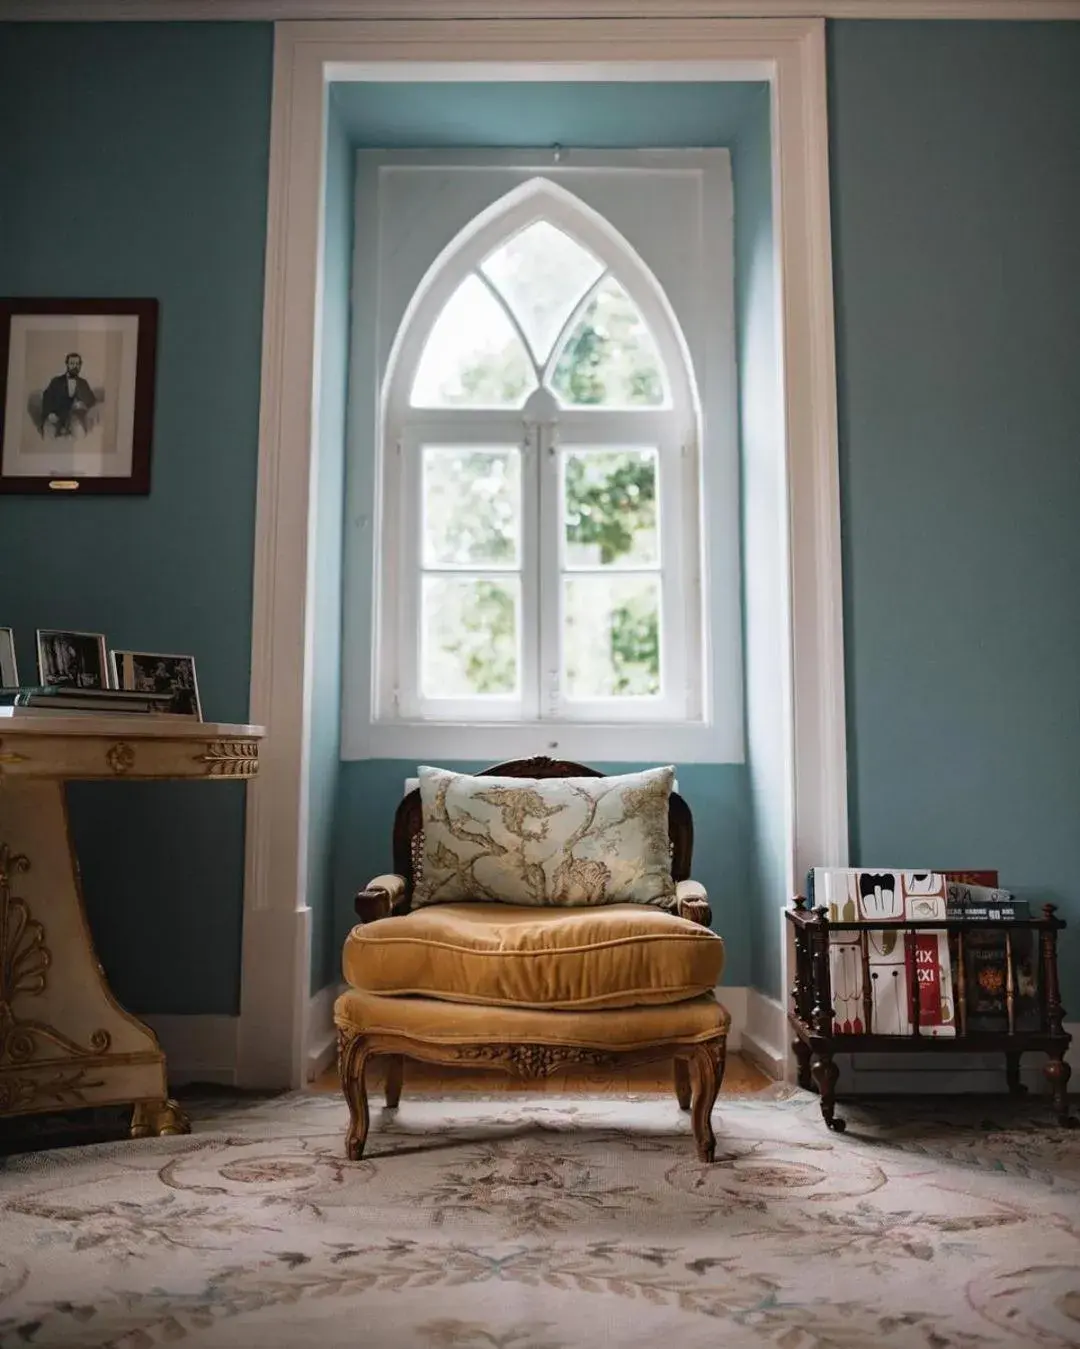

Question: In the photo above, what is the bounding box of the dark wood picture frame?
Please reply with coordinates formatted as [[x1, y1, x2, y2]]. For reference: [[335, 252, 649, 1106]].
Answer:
[[0, 297, 158, 495]]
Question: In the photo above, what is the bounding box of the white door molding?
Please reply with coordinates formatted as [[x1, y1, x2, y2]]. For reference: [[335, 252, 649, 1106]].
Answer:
[[236, 23, 327, 1088], [238, 15, 848, 1084]]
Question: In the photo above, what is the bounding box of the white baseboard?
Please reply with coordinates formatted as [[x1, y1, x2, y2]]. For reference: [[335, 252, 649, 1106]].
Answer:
[[718, 985, 746, 1051], [142, 1014, 239, 1087], [236, 906, 312, 1089], [740, 989, 787, 1080], [306, 982, 345, 1082]]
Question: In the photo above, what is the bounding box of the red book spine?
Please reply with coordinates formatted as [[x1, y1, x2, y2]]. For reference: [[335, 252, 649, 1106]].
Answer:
[[907, 933, 944, 1028]]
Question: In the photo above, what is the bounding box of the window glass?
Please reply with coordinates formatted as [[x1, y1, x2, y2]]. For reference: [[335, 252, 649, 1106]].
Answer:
[[411, 274, 536, 408], [549, 276, 666, 407], [563, 448, 659, 568], [421, 575, 520, 697], [563, 574, 661, 698], [481, 221, 604, 364], [423, 447, 521, 568]]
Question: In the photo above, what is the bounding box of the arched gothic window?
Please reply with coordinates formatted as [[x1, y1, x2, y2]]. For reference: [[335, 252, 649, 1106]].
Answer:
[[372, 172, 720, 743]]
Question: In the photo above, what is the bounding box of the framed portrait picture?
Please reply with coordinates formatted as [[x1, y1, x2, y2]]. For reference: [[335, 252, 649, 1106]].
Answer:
[[37, 629, 110, 689], [0, 298, 158, 495], [0, 627, 18, 687], [111, 650, 202, 719]]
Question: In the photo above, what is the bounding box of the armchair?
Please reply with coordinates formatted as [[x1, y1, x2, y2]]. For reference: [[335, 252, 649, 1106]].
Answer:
[[334, 757, 730, 1161]]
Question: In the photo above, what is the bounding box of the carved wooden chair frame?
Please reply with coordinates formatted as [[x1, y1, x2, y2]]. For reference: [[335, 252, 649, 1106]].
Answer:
[[340, 756, 728, 1161]]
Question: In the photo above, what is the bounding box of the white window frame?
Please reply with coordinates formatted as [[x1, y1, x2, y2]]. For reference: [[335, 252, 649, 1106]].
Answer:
[[348, 150, 742, 763]]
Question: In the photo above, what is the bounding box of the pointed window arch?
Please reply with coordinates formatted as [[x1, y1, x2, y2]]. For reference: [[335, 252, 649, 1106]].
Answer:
[[375, 170, 715, 735]]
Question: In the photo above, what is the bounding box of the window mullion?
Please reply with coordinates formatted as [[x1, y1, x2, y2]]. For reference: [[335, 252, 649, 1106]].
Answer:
[[537, 416, 561, 719], [397, 429, 422, 719], [520, 418, 542, 722]]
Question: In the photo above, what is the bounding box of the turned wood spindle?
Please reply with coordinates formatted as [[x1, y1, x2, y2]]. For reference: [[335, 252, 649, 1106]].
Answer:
[[957, 931, 967, 1037], [859, 929, 873, 1034], [1041, 904, 1066, 1037], [905, 930, 921, 1037], [1005, 930, 1016, 1035], [810, 906, 835, 1036]]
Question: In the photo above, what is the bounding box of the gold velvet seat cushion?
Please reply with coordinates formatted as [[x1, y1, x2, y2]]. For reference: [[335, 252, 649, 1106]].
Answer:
[[342, 903, 725, 1011], [334, 987, 730, 1049]]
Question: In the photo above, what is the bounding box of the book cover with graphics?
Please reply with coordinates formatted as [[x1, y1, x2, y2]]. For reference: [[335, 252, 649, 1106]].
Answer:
[[810, 869, 956, 1037]]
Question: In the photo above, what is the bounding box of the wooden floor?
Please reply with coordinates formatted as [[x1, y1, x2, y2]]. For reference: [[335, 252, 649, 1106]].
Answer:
[[313, 1051, 772, 1096]]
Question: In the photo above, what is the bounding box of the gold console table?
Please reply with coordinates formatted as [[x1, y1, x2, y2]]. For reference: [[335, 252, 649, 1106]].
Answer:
[[0, 717, 262, 1138]]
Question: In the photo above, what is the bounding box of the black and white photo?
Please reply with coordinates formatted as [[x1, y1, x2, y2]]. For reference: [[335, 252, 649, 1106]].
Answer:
[[0, 299, 158, 494], [0, 627, 17, 687], [37, 629, 110, 690], [111, 650, 202, 719]]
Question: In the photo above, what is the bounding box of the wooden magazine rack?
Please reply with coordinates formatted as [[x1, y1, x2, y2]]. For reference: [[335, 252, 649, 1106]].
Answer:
[[786, 897, 1072, 1132]]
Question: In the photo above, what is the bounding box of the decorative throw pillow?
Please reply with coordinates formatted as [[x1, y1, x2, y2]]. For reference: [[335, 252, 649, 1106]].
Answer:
[[412, 765, 677, 909]]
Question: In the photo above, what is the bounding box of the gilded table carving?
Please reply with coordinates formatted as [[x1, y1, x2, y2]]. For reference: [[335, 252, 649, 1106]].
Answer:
[[105, 742, 136, 775], [0, 716, 262, 1138]]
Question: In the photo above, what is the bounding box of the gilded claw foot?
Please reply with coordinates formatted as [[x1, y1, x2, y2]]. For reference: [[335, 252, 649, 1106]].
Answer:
[[131, 1098, 190, 1138]]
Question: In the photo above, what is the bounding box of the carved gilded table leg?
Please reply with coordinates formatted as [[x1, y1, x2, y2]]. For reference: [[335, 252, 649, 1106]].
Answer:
[[130, 1098, 190, 1137], [0, 781, 180, 1133]]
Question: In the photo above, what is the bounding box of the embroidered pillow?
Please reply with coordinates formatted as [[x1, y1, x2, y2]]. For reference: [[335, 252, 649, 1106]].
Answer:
[[412, 765, 677, 909]]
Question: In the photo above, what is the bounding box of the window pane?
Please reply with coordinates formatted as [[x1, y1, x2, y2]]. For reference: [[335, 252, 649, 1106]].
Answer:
[[422, 575, 519, 697], [411, 274, 537, 408], [423, 447, 520, 568], [563, 575, 660, 698], [550, 276, 666, 407], [481, 221, 604, 364], [564, 448, 658, 567]]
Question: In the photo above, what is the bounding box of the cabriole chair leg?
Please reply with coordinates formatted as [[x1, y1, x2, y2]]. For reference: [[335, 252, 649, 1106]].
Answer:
[[690, 1038, 726, 1162], [674, 1057, 692, 1112]]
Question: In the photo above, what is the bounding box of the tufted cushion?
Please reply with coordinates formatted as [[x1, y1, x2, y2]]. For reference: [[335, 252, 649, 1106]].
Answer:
[[412, 764, 676, 909], [342, 903, 724, 1011], [335, 987, 730, 1047]]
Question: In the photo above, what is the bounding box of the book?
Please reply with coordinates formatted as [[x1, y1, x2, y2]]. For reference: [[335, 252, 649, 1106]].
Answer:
[[945, 905, 1030, 921], [961, 927, 1040, 1033], [810, 867, 949, 922], [941, 870, 999, 887], [905, 931, 957, 1036], [945, 881, 1030, 921], [809, 869, 956, 1036], [0, 686, 175, 714], [0, 705, 194, 720]]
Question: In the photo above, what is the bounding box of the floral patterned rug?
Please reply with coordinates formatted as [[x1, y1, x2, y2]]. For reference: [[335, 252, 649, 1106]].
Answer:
[[1, 1088, 1078, 1348]]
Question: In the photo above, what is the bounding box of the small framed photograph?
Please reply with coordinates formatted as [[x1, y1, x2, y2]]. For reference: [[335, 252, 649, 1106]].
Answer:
[[0, 298, 158, 495], [36, 629, 110, 689], [0, 627, 18, 687], [111, 650, 202, 719]]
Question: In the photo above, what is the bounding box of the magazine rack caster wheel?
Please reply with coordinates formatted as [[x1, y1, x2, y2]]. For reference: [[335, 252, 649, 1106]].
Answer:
[[811, 1052, 845, 1132]]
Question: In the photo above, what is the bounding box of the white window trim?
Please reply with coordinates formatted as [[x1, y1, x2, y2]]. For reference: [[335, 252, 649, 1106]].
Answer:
[[241, 19, 848, 1089], [347, 150, 739, 763]]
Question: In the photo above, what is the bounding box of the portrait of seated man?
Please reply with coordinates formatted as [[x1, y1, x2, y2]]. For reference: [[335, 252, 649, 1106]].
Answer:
[[37, 352, 99, 440]]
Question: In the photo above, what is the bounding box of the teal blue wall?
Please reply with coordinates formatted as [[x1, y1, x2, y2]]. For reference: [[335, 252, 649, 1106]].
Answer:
[[830, 21, 1080, 1006], [335, 762, 753, 984], [0, 23, 272, 1015], [307, 97, 353, 992]]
